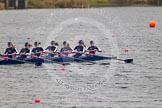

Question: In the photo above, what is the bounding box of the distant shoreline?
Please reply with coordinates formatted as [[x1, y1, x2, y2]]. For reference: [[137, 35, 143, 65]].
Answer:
[[0, 0, 162, 10]]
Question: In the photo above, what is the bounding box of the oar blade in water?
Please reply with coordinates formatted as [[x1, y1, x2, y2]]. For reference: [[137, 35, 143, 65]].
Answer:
[[124, 59, 133, 63]]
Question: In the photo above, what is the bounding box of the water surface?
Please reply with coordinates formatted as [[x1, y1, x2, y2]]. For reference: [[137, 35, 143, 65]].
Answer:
[[0, 7, 162, 108]]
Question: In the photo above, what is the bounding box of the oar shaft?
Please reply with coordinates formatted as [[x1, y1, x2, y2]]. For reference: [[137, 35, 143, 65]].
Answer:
[[112, 58, 133, 63]]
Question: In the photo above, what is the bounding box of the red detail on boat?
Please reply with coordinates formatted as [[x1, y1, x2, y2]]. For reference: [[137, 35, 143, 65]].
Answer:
[[12, 53, 16, 57], [2, 57, 9, 60], [31, 55, 38, 59], [59, 54, 66, 57], [40, 51, 45, 55], [68, 50, 72, 54], [88, 53, 94, 56]]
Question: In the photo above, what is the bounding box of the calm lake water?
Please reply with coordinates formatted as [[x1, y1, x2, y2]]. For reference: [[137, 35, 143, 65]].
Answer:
[[0, 7, 162, 108]]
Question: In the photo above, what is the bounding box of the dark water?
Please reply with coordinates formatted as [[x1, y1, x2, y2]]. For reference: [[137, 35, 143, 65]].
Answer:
[[0, 7, 162, 108]]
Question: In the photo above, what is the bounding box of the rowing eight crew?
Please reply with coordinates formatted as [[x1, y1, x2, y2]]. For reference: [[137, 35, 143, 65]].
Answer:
[[2, 40, 102, 59]]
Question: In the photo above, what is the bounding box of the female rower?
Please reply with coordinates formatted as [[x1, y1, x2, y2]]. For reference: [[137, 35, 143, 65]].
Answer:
[[60, 41, 72, 56], [18, 42, 31, 60], [4, 42, 18, 58], [86, 40, 102, 55], [73, 40, 86, 58], [31, 41, 44, 56], [45, 41, 57, 57]]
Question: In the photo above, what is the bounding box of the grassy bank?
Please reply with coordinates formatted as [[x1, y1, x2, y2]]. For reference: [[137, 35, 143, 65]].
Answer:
[[27, 0, 88, 8], [1, 0, 162, 9], [89, 0, 162, 7], [27, 0, 126, 8], [27, 0, 162, 8], [0, 3, 5, 10]]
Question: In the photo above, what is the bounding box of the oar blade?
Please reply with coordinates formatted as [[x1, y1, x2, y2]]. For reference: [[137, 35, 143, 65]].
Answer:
[[124, 59, 133, 63], [62, 62, 71, 65]]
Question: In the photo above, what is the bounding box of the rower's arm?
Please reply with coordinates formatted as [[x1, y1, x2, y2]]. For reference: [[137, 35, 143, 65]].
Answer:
[[83, 47, 86, 53], [45, 46, 49, 51], [60, 48, 63, 54], [97, 47, 102, 52], [4, 51, 7, 55], [72, 46, 77, 53], [44, 49, 50, 54], [15, 48, 19, 54], [54, 46, 58, 53]]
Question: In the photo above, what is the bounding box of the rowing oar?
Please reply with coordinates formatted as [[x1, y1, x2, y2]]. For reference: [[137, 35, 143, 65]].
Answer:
[[113, 58, 133, 63]]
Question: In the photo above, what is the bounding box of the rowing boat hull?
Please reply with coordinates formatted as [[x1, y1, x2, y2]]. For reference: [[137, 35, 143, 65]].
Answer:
[[0, 58, 44, 65], [0, 59, 24, 65], [77, 55, 117, 61], [45, 55, 117, 63], [0, 55, 117, 65]]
